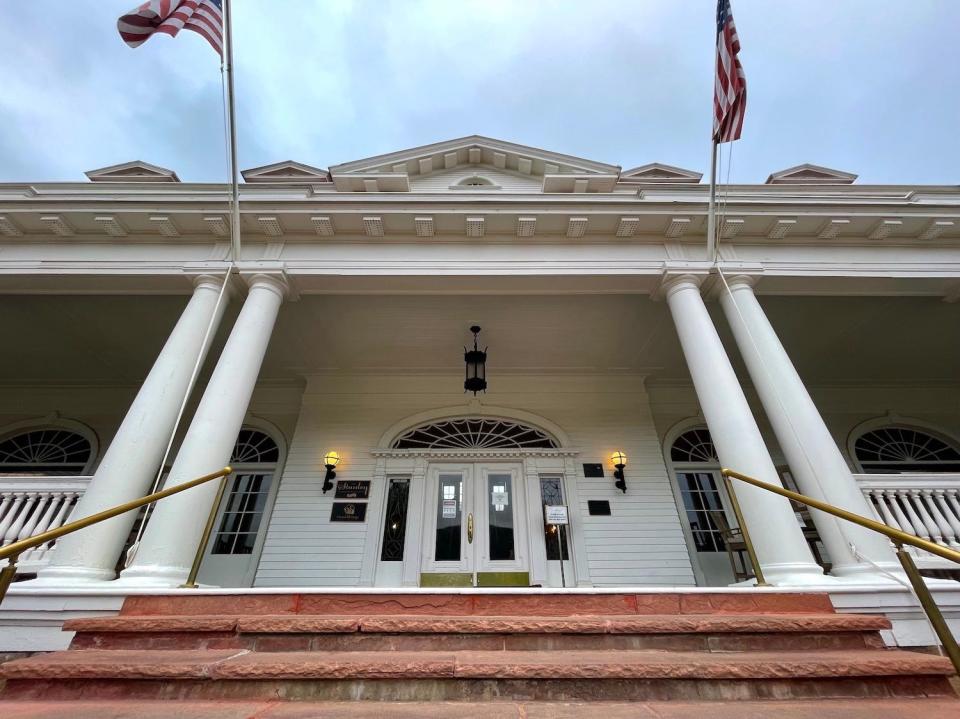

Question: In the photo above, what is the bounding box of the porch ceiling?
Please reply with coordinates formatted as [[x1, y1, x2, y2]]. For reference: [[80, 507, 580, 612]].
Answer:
[[2, 294, 958, 386]]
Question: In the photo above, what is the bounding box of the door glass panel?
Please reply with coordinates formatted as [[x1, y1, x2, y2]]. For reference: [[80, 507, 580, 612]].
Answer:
[[487, 473, 515, 561], [677, 472, 728, 552], [212, 473, 273, 555], [381, 478, 410, 562], [435, 473, 463, 561], [539, 476, 569, 560]]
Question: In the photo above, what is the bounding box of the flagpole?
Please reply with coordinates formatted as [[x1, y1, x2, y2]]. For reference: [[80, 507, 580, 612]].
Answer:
[[223, 0, 241, 262], [706, 141, 718, 263]]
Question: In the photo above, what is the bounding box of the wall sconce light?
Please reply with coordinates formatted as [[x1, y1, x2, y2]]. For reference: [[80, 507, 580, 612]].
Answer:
[[612, 451, 627, 493], [464, 325, 488, 395], [322, 450, 341, 493]]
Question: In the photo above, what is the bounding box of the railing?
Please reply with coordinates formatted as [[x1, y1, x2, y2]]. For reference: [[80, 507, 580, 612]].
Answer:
[[856, 473, 960, 567], [0, 476, 91, 573], [722, 467, 960, 675], [0, 467, 233, 604]]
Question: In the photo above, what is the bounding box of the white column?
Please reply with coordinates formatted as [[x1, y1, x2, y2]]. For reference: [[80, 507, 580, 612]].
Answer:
[[37, 275, 229, 583], [664, 274, 825, 585], [717, 275, 899, 578], [118, 273, 287, 586]]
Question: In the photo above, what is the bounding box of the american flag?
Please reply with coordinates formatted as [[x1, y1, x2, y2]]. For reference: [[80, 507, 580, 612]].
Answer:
[[118, 0, 224, 57], [714, 0, 746, 143]]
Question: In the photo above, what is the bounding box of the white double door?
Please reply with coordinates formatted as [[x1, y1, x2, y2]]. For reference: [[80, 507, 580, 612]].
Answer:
[[423, 462, 528, 583]]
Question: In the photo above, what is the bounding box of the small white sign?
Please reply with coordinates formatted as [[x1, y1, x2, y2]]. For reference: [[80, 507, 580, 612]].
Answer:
[[492, 490, 509, 507], [442, 499, 457, 518], [545, 505, 568, 525]]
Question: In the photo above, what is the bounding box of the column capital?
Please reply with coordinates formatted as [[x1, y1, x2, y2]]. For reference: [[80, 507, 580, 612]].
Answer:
[[241, 270, 294, 301], [719, 271, 761, 291], [655, 270, 708, 301]]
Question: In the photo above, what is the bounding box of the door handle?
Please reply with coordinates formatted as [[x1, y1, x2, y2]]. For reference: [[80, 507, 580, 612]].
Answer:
[[467, 513, 474, 544]]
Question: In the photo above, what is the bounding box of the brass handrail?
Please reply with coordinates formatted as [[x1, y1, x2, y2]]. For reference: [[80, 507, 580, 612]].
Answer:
[[722, 467, 960, 674], [0, 466, 232, 603]]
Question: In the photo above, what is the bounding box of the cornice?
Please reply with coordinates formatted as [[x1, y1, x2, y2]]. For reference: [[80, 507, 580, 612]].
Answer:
[[371, 448, 581, 459]]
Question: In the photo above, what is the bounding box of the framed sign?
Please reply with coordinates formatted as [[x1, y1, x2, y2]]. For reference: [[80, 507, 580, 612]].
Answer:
[[330, 502, 367, 522], [587, 500, 611, 516], [582, 463, 604, 478], [335, 480, 371, 499], [545, 505, 569, 525]]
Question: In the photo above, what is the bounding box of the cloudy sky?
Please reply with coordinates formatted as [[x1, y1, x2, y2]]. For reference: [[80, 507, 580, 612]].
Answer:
[[1, 1, 957, 184]]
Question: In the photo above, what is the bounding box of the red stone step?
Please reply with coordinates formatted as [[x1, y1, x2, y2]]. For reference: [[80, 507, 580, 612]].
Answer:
[[118, 592, 837, 617], [64, 613, 890, 652], [2, 647, 954, 702], [0, 700, 958, 719]]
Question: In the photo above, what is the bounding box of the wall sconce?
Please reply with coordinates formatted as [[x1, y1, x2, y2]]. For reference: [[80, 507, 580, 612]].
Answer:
[[612, 451, 627, 493], [322, 450, 341, 493], [464, 325, 488, 395]]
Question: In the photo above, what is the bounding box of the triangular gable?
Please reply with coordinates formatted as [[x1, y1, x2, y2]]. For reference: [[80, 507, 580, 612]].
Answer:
[[241, 160, 331, 183], [766, 164, 857, 185], [330, 135, 620, 180], [85, 161, 180, 183], [621, 162, 702, 184]]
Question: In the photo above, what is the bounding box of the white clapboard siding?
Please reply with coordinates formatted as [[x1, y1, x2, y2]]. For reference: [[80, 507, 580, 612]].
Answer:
[[255, 374, 696, 588], [409, 166, 543, 193]]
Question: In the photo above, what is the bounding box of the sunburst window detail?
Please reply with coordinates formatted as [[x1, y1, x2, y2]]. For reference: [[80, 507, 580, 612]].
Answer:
[[392, 418, 558, 450], [0, 429, 93, 475], [670, 428, 719, 464], [854, 427, 960, 472], [231, 429, 280, 464]]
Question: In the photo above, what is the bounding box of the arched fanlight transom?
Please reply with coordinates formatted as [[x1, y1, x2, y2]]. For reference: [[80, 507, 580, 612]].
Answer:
[[392, 418, 558, 450], [854, 426, 960, 472], [231, 429, 280, 464], [0, 429, 93, 474], [670, 428, 719, 464]]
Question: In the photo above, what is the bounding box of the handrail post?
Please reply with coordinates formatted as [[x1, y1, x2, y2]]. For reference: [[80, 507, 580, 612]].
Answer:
[[721, 474, 769, 587], [894, 542, 960, 675], [0, 555, 19, 600], [181, 473, 231, 589]]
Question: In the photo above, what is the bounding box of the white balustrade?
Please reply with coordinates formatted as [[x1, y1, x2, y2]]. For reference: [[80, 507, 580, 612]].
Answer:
[[856, 474, 960, 569], [0, 476, 90, 573]]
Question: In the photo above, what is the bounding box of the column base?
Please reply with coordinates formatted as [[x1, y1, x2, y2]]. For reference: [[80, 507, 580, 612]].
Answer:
[[753, 561, 838, 586], [829, 561, 910, 584], [26, 565, 117, 586], [113, 564, 192, 588]]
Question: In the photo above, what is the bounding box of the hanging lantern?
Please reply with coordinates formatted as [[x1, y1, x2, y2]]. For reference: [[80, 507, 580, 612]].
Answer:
[[464, 325, 487, 395]]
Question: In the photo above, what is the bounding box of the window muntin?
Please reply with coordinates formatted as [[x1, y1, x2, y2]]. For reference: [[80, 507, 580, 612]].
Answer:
[[0, 429, 92, 475], [392, 419, 558, 450], [231, 429, 280, 464], [677, 471, 727, 552], [854, 426, 960, 473], [670, 428, 718, 464]]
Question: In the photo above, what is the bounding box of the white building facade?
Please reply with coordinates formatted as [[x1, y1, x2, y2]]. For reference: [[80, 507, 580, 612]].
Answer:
[[2, 136, 960, 648]]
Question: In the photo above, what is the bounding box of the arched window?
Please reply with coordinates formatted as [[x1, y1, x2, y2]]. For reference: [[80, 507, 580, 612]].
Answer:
[[670, 428, 719, 464], [854, 426, 960, 473], [392, 418, 558, 450], [231, 429, 280, 464], [0, 428, 93, 475], [457, 176, 495, 188]]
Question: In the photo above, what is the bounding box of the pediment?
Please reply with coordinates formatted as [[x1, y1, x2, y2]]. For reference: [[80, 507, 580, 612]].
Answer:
[[241, 160, 330, 183], [621, 163, 703, 184], [766, 164, 857, 185], [330, 136, 620, 187], [85, 161, 179, 183]]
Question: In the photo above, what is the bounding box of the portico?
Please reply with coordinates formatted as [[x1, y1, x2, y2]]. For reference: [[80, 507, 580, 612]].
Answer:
[[2, 137, 960, 650]]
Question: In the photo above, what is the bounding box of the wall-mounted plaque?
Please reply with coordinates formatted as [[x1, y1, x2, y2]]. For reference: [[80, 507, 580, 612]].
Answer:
[[587, 500, 611, 516], [582, 463, 604, 478], [335, 480, 371, 499], [331, 502, 367, 522]]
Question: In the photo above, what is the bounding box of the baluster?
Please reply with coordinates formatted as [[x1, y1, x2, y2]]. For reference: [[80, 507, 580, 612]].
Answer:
[[0, 493, 27, 545], [38, 491, 79, 560], [897, 489, 932, 541], [945, 491, 960, 527], [910, 489, 944, 543], [21, 493, 61, 564], [863, 490, 884, 522], [885, 490, 914, 536], [872, 490, 902, 531], [4, 492, 39, 545], [0, 494, 13, 526], [933, 490, 960, 547], [920, 489, 956, 547]]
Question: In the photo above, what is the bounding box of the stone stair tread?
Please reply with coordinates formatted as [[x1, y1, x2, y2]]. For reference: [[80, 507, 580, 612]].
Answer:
[[0, 699, 957, 718], [4, 648, 951, 680], [63, 612, 891, 635]]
